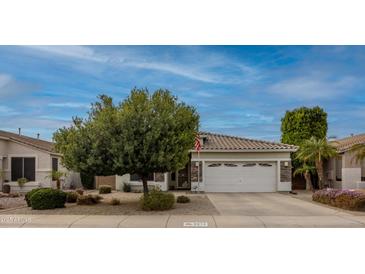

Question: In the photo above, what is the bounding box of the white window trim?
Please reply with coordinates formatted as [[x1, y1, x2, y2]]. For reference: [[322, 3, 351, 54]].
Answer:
[[7, 154, 38, 182]]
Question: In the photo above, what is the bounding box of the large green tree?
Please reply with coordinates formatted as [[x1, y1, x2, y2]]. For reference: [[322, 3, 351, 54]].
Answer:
[[113, 88, 199, 194], [54, 89, 199, 194], [281, 106, 328, 146]]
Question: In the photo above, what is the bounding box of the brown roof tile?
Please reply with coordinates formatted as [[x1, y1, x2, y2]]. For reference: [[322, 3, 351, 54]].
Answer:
[[197, 132, 298, 151], [330, 133, 365, 153], [0, 130, 55, 153]]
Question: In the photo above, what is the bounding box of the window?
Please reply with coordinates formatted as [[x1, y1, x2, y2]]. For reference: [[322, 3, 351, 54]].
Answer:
[[208, 163, 221, 167], [52, 158, 59, 172], [11, 157, 36, 181], [243, 163, 256, 167], [259, 163, 272, 167], [224, 163, 238, 167], [130, 173, 154, 181]]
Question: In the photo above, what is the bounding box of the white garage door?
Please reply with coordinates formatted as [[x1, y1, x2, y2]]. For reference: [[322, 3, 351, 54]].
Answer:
[[204, 162, 277, 192]]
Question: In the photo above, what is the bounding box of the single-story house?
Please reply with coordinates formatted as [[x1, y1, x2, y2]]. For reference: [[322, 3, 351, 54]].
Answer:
[[112, 132, 298, 192], [1, 129, 297, 193], [0, 129, 81, 192], [324, 133, 365, 189]]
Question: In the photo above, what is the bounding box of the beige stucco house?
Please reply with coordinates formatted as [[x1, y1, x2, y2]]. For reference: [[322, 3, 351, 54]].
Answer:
[[108, 132, 298, 192], [324, 133, 365, 189], [1, 129, 297, 193], [0, 129, 81, 193]]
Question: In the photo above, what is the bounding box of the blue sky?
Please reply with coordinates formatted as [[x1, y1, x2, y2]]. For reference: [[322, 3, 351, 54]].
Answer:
[[0, 46, 364, 141]]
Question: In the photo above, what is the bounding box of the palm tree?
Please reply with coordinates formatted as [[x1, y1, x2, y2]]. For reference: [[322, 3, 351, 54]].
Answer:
[[296, 137, 337, 189], [350, 143, 365, 163], [294, 163, 316, 192], [46, 170, 67, 189]]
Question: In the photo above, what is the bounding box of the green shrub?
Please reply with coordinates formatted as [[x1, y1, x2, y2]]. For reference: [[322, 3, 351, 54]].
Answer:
[[123, 183, 131, 192], [25, 188, 47, 207], [77, 194, 103, 205], [80, 172, 95, 189], [109, 198, 121, 205], [176, 195, 190, 203], [66, 191, 79, 203], [17, 177, 28, 188], [30, 189, 67, 210], [140, 189, 175, 211], [99, 185, 112, 194]]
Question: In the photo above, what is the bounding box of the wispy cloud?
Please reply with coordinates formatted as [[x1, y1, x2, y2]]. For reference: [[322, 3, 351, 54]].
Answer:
[[0, 73, 39, 98], [0, 105, 20, 116], [48, 102, 89, 108], [267, 75, 359, 100], [22, 46, 259, 84]]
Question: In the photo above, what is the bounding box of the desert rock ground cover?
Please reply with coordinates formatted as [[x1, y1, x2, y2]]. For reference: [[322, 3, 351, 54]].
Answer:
[[0, 191, 219, 215]]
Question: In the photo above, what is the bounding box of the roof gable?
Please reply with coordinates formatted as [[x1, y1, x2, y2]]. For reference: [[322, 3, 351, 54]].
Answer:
[[330, 133, 365, 153], [0, 130, 55, 153]]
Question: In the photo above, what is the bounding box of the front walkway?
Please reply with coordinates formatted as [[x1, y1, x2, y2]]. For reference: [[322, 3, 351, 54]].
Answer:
[[2, 213, 365, 227]]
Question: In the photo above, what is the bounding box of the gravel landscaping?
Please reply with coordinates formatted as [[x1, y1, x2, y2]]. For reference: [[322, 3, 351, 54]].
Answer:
[[0, 193, 27, 210], [0, 191, 219, 215]]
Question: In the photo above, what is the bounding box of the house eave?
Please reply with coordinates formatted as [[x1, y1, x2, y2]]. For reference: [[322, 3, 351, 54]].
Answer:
[[189, 148, 298, 153]]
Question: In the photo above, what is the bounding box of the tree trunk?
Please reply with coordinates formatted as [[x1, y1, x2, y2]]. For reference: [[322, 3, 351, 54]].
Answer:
[[56, 179, 60, 189], [141, 176, 149, 195], [304, 171, 313, 192], [315, 160, 324, 189]]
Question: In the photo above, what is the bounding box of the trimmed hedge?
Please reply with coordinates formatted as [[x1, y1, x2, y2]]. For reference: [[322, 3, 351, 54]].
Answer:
[[25, 188, 47, 207], [99, 185, 112, 194], [313, 189, 365, 211], [30, 189, 67, 210], [140, 189, 175, 211], [176, 195, 190, 203]]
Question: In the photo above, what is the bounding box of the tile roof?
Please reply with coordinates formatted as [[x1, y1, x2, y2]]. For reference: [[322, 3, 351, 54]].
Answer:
[[197, 132, 298, 151], [330, 133, 365, 153], [0, 130, 55, 153]]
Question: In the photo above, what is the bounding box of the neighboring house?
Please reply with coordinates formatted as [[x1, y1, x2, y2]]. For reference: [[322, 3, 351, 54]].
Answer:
[[324, 133, 365, 189], [0, 129, 81, 192], [111, 132, 298, 192]]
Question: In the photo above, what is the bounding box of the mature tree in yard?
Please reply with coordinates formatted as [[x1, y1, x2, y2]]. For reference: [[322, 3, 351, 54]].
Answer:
[[54, 89, 199, 194], [281, 106, 328, 145], [296, 137, 337, 189], [293, 163, 316, 192], [53, 95, 119, 188], [113, 88, 199, 194], [281, 106, 328, 171]]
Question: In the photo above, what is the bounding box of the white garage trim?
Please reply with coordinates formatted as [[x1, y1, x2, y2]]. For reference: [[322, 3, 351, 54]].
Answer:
[[203, 161, 278, 192]]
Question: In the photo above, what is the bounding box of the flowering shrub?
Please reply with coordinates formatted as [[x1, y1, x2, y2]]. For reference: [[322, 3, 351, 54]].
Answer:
[[312, 189, 365, 210]]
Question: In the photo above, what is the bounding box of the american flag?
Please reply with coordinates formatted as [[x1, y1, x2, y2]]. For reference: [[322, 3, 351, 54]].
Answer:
[[195, 133, 201, 152]]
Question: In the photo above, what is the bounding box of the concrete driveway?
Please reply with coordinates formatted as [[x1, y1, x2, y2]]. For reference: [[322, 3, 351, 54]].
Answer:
[[206, 192, 340, 216]]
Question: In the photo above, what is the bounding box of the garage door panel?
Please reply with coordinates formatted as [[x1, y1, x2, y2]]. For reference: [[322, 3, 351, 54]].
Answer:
[[205, 162, 277, 192]]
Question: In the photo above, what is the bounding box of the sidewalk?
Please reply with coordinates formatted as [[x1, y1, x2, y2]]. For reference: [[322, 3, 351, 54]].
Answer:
[[2, 214, 365, 228]]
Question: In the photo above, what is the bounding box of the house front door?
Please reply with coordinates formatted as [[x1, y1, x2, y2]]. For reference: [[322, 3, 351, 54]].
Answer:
[[177, 164, 190, 189]]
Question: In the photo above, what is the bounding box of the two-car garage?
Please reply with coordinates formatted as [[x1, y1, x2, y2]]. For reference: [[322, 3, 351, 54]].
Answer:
[[189, 132, 297, 193], [204, 161, 277, 192]]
